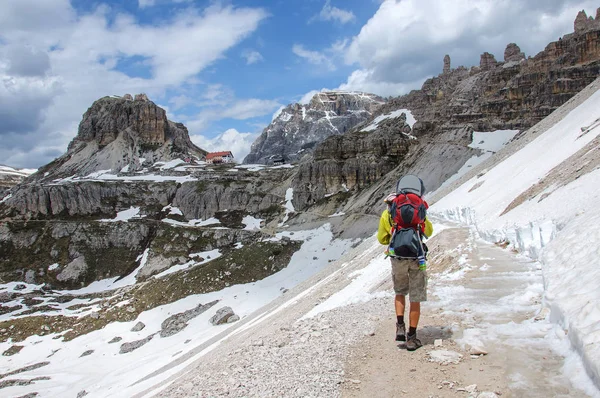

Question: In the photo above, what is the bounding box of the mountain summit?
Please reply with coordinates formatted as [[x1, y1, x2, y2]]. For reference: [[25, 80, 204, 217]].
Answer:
[[38, 94, 206, 180], [244, 91, 384, 164]]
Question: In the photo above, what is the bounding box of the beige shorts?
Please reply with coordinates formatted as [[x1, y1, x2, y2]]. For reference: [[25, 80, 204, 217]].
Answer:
[[391, 257, 428, 302]]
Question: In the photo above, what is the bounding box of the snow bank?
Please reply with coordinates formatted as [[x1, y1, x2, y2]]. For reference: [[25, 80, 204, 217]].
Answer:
[[431, 86, 600, 388]]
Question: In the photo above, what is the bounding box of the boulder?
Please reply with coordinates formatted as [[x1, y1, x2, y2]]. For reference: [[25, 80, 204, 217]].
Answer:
[[119, 334, 154, 354], [160, 300, 219, 337], [210, 306, 237, 325], [503, 43, 525, 63], [131, 321, 145, 332]]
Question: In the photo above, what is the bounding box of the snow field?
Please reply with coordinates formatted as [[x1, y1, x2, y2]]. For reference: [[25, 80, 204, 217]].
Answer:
[[0, 224, 355, 398]]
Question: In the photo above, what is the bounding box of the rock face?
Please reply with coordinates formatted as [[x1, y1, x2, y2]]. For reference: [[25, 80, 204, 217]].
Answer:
[[244, 92, 384, 164], [291, 115, 413, 210], [36, 95, 207, 181]]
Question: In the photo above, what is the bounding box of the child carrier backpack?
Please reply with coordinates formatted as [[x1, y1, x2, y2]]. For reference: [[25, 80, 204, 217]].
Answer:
[[388, 175, 428, 258]]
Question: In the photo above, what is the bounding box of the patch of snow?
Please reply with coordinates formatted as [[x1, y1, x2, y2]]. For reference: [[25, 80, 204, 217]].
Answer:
[[242, 215, 263, 231], [328, 212, 346, 218], [154, 249, 222, 279], [1, 193, 12, 204], [159, 159, 186, 170], [362, 109, 416, 132], [48, 263, 60, 271], [99, 207, 145, 222], [235, 164, 265, 172], [279, 188, 295, 227], [162, 205, 183, 216], [120, 165, 130, 173]]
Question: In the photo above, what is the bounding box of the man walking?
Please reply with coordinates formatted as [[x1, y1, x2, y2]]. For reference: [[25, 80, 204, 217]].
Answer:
[[377, 176, 433, 351]]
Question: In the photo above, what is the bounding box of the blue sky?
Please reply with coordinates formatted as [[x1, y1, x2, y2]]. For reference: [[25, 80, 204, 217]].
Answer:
[[1, 0, 598, 167]]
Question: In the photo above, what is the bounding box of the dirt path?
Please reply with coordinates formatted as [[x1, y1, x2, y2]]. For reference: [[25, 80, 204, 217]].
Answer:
[[342, 227, 586, 398], [142, 227, 591, 398]]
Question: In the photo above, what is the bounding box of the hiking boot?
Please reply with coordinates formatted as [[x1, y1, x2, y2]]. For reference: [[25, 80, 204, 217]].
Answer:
[[406, 333, 422, 351], [395, 323, 406, 342]]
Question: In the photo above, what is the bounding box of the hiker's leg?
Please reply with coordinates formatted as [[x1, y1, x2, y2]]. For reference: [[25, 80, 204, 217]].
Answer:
[[409, 301, 420, 328], [395, 294, 405, 317]]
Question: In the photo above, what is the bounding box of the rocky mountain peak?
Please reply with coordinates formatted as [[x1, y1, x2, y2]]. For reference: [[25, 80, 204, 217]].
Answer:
[[39, 94, 206, 181], [574, 8, 600, 34], [244, 91, 384, 164]]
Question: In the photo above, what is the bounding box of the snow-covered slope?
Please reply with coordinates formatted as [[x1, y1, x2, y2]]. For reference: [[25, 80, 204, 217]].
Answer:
[[432, 79, 600, 388]]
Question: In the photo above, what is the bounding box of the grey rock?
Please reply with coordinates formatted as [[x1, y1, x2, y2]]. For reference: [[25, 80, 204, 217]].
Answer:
[[80, 350, 94, 357], [210, 306, 237, 325], [134, 93, 149, 102], [503, 43, 525, 63], [161, 300, 219, 337], [108, 337, 122, 344], [24, 269, 36, 284], [77, 390, 88, 398], [123, 93, 133, 101], [443, 54, 451, 73], [479, 52, 497, 71], [0, 291, 16, 303], [56, 256, 87, 282], [131, 321, 146, 332], [476, 392, 499, 398], [119, 334, 155, 354], [227, 314, 240, 323], [14, 284, 26, 291]]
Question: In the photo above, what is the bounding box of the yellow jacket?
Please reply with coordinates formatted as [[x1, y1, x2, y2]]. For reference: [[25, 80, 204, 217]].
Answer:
[[377, 209, 433, 245]]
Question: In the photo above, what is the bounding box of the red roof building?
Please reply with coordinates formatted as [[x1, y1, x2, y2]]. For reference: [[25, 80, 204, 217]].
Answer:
[[205, 151, 234, 164]]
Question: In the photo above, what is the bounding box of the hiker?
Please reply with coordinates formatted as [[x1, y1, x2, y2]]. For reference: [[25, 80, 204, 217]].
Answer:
[[377, 175, 433, 351]]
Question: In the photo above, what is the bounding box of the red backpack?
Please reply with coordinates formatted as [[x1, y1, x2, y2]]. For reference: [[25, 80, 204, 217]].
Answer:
[[387, 175, 428, 259], [390, 192, 428, 233]]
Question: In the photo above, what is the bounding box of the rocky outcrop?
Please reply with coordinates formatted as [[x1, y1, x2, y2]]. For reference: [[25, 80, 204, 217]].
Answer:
[[244, 92, 384, 164], [479, 52, 497, 71], [35, 95, 207, 181], [443, 55, 451, 74], [503, 43, 525, 63]]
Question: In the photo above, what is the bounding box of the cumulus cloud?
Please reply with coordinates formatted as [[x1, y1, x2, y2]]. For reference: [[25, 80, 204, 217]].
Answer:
[[191, 128, 258, 163], [0, 0, 268, 167], [242, 49, 264, 65], [310, 1, 356, 24], [292, 44, 336, 71], [339, 0, 598, 96]]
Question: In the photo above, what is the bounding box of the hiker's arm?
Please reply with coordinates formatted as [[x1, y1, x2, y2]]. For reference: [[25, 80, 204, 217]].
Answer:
[[423, 218, 433, 238], [377, 211, 392, 245]]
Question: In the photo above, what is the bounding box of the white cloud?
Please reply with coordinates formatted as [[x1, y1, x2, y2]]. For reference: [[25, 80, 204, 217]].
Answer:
[[292, 44, 336, 71], [242, 49, 264, 65], [191, 128, 258, 163], [0, 1, 268, 167], [338, 69, 426, 97], [338, 0, 599, 96], [213, 98, 282, 120], [311, 1, 356, 24]]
